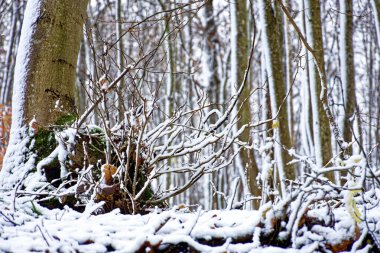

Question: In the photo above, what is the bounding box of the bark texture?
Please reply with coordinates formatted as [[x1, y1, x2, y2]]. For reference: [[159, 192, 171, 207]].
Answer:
[[341, 0, 357, 155], [261, 0, 295, 181], [307, 0, 334, 180], [0, 0, 87, 187], [205, 0, 220, 107], [17, 0, 87, 127], [233, 0, 260, 207]]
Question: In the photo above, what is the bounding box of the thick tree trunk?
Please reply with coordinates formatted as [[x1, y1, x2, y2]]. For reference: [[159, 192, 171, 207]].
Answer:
[[14, 0, 87, 127], [1, 0, 87, 186]]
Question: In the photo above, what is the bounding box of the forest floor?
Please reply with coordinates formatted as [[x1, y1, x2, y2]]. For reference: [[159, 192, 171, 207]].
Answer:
[[0, 194, 378, 253]]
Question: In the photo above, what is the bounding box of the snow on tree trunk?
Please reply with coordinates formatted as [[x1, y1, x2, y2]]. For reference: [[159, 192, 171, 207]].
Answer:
[[230, 0, 252, 207], [300, 0, 314, 160], [371, 0, 380, 167], [339, 0, 357, 158], [258, 0, 295, 197], [305, 0, 334, 181], [0, 0, 88, 188]]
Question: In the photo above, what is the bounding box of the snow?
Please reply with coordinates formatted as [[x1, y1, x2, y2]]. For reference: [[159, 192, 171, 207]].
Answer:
[[0, 127, 38, 189], [1, 0, 379, 252], [258, 0, 286, 197], [1, 192, 376, 252], [9, 0, 40, 128], [0, 0, 42, 188], [304, 0, 323, 169]]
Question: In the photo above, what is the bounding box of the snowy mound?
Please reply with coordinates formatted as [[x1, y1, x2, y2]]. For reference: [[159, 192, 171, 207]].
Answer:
[[1, 195, 378, 253]]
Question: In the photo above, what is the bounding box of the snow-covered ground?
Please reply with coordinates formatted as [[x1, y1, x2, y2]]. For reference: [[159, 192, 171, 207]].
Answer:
[[0, 194, 377, 253]]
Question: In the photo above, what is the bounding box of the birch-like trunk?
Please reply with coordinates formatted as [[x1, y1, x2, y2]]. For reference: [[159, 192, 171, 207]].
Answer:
[[204, 0, 222, 209], [339, 0, 357, 157]]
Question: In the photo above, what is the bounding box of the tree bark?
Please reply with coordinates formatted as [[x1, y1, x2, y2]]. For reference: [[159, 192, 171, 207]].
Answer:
[[305, 0, 334, 181], [259, 0, 295, 193], [1, 0, 87, 186], [116, 0, 125, 122], [0, 0, 20, 105], [14, 0, 87, 127], [340, 0, 357, 157], [371, 0, 380, 167], [231, 0, 260, 208]]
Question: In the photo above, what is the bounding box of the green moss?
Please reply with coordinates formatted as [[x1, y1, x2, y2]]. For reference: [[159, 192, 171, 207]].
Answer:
[[55, 113, 76, 126], [143, 187, 154, 200], [88, 125, 103, 134], [33, 129, 57, 162]]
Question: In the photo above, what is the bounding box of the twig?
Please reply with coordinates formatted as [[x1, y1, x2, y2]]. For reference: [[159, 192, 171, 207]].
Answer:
[[0, 210, 18, 226], [35, 224, 51, 247], [277, 0, 346, 152], [76, 65, 133, 128]]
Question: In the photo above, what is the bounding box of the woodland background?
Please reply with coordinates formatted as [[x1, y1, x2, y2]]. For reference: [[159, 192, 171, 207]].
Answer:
[[0, 0, 380, 251]]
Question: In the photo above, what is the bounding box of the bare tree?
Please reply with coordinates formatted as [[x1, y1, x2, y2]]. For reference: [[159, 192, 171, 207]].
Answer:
[[259, 0, 295, 197], [305, 0, 334, 181]]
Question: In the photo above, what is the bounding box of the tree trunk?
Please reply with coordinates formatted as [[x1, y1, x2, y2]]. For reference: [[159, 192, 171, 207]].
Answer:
[[259, 0, 295, 195], [76, 37, 87, 115], [305, 0, 334, 181], [205, 0, 221, 108], [231, 0, 260, 208], [370, 0, 380, 167], [340, 0, 357, 157], [0, 0, 20, 105], [1, 0, 87, 186], [116, 0, 125, 122], [283, 0, 294, 146]]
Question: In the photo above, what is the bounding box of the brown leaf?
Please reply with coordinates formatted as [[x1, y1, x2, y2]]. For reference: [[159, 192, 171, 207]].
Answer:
[[102, 164, 117, 185]]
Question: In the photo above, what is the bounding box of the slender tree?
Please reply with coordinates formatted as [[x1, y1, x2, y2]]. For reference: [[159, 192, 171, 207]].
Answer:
[[116, 0, 125, 122], [259, 0, 295, 196], [339, 0, 357, 157], [370, 0, 380, 167], [231, 0, 260, 208], [305, 0, 334, 181], [204, 0, 221, 209], [204, 0, 220, 108], [0, 0, 20, 105]]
